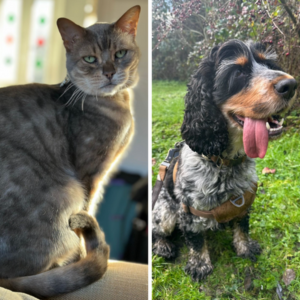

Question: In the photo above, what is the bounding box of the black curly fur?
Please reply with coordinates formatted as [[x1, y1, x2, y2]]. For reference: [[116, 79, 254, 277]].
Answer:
[[152, 236, 176, 259], [184, 258, 213, 282], [181, 46, 229, 156], [153, 39, 293, 282], [231, 213, 261, 262]]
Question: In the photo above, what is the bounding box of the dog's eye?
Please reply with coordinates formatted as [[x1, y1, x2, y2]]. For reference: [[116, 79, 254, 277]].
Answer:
[[235, 70, 244, 77]]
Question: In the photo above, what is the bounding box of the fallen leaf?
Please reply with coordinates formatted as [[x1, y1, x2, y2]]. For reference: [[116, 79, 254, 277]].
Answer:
[[244, 267, 253, 291], [262, 167, 276, 174], [244, 274, 252, 291], [282, 269, 296, 286]]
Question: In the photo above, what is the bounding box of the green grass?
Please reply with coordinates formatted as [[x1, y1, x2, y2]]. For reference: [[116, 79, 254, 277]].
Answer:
[[152, 81, 300, 300]]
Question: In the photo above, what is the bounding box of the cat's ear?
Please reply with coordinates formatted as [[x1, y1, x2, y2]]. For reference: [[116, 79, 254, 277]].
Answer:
[[57, 18, 86, 52], [115, 5, 141, 37]]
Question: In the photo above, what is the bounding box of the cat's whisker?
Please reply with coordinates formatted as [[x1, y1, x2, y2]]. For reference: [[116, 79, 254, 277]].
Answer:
[[65, 91, 79, 106], [65, 88, 81, 106], [59, 82, 75, 99], [70, 91, 84, 107], [72, 90, 86, 107], [81, 94, 87, 111], [94, 91, 98, 102]]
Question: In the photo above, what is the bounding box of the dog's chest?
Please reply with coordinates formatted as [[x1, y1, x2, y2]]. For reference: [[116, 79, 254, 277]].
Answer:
[[174, 146, 258, 211]]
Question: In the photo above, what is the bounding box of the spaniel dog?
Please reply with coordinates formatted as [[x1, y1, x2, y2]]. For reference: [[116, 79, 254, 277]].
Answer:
[[152, 40, 297, 281]]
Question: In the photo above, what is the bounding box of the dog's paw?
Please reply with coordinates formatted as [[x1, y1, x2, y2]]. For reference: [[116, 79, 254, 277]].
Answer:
[[153, 238, 176, 259], [184, 258, 213, 282], [235, 238, 261, 262]]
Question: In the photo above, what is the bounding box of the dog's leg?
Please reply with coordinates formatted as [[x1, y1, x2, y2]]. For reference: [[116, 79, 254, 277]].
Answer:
[[179, 211, 213, 281], [183, 230, 213, 282], [232, 213, 261, 262], [152, 187, 178, 258]]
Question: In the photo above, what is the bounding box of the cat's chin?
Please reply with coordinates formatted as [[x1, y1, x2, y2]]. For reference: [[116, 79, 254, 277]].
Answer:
[[98, 84, 119, 96]]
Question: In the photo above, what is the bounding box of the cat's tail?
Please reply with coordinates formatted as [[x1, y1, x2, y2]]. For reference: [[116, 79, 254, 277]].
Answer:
[[0, 211, 110, 299]]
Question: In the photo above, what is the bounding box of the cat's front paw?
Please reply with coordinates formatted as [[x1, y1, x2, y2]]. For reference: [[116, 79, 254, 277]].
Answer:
[[235, 238, 261, 262], [184, 256, 213, 282]]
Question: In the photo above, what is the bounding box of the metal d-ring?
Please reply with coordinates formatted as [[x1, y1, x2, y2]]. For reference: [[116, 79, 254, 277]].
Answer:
[[230, 195, 245, 207]]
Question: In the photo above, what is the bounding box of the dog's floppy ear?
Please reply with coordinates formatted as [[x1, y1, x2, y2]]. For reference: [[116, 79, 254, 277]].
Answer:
[[251, 41, 266, 53], [181, 47, 228, 156]]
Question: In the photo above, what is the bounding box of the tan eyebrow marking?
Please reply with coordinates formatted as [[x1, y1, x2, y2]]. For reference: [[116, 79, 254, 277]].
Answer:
[[235, 56, 248, 66], [257, 53, 265, 60]]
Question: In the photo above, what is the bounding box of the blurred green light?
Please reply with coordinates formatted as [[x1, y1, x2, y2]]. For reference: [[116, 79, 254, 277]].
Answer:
[[36, 60, 42, 68], [8, 15, 15, 22]]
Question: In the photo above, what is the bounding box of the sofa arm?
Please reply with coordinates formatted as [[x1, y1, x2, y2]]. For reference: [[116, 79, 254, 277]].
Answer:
[[0, 261, 148, 300], [49, 261, 148, 300]]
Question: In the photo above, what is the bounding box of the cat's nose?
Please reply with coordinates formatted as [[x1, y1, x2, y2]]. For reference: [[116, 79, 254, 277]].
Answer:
[[103, 63, 116, 81], [104, 72, 115, 80]]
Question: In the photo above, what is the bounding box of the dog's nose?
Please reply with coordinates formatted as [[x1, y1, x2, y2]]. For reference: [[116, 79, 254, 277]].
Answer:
[[274, 78, 297, 100]]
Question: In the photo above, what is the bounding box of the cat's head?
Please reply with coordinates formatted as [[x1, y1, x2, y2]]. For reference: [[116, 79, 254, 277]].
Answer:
[[57, 6, 140, 96]]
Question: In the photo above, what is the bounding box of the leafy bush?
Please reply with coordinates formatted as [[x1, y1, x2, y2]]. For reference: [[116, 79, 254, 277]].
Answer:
[[153, 0, 300, 88]]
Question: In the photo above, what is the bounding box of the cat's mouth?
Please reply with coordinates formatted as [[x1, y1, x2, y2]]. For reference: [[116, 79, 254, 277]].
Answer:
[[101, 83, 116, 88], [98, 82, 119, 96]]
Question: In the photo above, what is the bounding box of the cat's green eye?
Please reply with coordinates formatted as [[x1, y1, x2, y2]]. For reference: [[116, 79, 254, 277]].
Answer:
[[115, 50, 127, 59], [83, 56, 96, 63]]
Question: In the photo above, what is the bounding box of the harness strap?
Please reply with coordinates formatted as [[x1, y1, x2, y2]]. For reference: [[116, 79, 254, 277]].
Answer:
[[173, 160, 257, 223], [153, 141, 248, 216], [182, 204, 215, 219], [152, 180, 163, 210], [159, 165, 168, 181], [181, 187, 256, 223], [152, 165, 168, 210], [208, 155, 247, 167], [152, 143, 184, 210], [173, 160, 179, 183]]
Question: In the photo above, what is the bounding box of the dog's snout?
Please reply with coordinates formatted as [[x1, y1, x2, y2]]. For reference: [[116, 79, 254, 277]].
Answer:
[[274, 78, 297, 100]]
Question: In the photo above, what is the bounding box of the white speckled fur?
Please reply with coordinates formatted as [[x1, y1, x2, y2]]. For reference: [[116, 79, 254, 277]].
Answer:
[[152, 144, 258, 237], [176, 145, 257, 211]]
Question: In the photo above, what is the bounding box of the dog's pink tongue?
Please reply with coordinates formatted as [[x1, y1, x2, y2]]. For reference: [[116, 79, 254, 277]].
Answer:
[[243, 118, 269, 159]]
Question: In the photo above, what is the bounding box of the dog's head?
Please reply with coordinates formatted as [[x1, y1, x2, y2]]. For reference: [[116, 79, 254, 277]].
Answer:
[[181, 39, 297, 159]]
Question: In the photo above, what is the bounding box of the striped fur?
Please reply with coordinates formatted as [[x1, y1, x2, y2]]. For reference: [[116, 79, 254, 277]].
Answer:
[[0, 5, 140, 298]]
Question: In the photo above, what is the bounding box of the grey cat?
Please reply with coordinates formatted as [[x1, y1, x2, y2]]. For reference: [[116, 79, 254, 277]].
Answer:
[[0, 5, 140, 298]]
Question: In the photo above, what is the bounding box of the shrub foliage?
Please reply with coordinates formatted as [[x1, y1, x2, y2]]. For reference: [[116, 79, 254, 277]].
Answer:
[[153, 0, 300, 84]]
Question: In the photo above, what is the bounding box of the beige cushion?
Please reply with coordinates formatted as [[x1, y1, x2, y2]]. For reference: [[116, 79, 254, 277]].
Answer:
[[0, 261, 148, 300], [49, 261, 148, 300], [0, 288, 38, 300]]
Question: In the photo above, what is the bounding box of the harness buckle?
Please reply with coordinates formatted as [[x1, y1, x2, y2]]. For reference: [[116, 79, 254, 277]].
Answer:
[[230, 195, 245, 207], [160, 161, 170, 168]]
